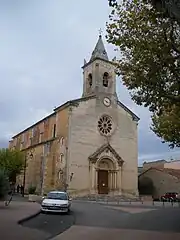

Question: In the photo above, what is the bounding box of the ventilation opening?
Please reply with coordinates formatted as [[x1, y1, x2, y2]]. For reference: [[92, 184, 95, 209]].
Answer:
[[103, 72, 109, 87], [88, 73, 92, 87]]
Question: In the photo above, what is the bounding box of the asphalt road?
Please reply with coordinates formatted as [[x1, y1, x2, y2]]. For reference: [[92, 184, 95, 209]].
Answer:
[[22, 201, 180, 239], [22, 211, 75, 239]]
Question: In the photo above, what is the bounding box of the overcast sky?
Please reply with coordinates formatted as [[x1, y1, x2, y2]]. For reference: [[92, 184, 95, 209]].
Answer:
[[0, 0, 179, 165]]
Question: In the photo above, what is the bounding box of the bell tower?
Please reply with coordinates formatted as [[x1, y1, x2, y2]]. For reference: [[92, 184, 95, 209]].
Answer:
[[82, 33, 118, 101]]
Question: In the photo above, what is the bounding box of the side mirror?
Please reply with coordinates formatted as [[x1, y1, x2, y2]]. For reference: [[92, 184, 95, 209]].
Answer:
[[69, 198, 72, 201], [42, 196, 45, 200]]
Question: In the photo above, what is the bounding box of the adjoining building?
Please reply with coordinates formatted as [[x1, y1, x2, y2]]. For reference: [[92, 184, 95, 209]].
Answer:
[[139, 159, 180, 198]]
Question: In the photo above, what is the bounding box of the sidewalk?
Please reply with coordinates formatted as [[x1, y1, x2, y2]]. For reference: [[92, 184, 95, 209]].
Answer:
[[52, 226, 180, 240], [0, 201, 48, 240]]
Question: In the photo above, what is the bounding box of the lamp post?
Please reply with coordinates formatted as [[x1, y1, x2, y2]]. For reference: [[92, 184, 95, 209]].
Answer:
[[22, 151, 33, 197]]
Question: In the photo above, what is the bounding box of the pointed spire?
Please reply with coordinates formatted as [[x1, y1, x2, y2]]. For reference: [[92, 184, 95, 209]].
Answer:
[[90, 34, 109, 61]]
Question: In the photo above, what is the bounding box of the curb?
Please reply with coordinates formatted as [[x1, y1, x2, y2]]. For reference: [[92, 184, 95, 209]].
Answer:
[[18, 210, 41, 224]]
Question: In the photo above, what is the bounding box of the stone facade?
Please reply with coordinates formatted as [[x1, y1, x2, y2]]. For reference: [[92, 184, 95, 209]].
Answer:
[[143, 160, 180, 171], [9, 34, 139, 197], [143, 160, 167, 170]]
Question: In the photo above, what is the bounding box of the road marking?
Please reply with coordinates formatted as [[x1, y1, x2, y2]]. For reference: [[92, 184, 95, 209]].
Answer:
[[104, 206, 157, 214]]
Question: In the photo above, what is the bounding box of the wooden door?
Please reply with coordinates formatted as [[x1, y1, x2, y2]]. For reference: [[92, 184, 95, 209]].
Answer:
[[98, 170, 108, 194]]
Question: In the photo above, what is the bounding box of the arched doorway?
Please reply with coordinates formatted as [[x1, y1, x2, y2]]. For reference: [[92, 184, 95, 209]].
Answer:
[[97, 158, 115, 194]]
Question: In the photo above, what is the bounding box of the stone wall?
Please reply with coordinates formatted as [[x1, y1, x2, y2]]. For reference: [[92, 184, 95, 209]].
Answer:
[[139, 168, 180, 198], [67, 97, 138, 196]]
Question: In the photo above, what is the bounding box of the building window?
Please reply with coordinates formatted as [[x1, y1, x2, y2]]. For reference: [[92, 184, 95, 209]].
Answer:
[[103, 72, 109, 87], [58, 169, 63, 181], [52, 124, 56, 138], [60, 137, 64, 146], [88, 73, 92, 87], [14, 138, 17, 146], [60, 154, 64, 163], [21, 133, 25, 143], [98, 115, 113, 136], [32, 128, 35, 137], [39, 132, 43, 143], [44, 142, 50, 155], [20, 142, 23, 150]]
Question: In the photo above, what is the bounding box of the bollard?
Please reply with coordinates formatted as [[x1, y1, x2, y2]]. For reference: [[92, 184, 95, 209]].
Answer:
[[171, 200, 173, 207], [152, 200, 154, 206]]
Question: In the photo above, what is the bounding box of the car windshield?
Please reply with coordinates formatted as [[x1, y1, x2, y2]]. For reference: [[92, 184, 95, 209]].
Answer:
[[47, 192, 68, 200]]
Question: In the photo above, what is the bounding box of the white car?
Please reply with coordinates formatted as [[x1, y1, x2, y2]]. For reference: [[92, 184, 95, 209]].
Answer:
[[41, 191, 71, 213]]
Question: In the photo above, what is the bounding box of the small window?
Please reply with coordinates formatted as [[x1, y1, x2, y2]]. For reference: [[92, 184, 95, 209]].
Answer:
[[31, 128, 35, 137], [88, 73, 92, 87], [21, 133, 25, 143], [20, 142, 23, 150], [103, 72, 109, 87], [52, 124, 56, 138], [60, 137, 64, 145], [60, 154, 64, 163], [39, 132, 43, 143], [58, 170, 63, 181], [44, 143, 50, 155]]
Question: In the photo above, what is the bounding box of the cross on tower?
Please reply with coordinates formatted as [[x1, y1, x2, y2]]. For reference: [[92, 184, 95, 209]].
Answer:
[[98, 28, 103, 36]]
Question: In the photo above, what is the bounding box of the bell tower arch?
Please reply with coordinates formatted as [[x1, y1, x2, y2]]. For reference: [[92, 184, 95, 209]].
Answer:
[[82, 34, 117, 101]]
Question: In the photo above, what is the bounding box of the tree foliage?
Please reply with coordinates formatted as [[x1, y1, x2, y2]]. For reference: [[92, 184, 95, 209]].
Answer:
[[107, 0, 180, 148], [0, 148, 24, 182], [0, 169, 10, 199]]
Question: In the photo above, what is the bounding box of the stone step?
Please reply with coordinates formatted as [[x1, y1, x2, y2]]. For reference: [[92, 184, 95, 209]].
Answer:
[[73, 194, 140, 202]]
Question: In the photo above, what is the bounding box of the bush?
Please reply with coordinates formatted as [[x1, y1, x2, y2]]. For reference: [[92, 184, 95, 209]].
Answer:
[[28, 185, 36, 194], [0, 169, 10, 199]]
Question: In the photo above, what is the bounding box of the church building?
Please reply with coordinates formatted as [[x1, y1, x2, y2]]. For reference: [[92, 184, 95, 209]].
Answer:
[[9, 34, 140, 197]]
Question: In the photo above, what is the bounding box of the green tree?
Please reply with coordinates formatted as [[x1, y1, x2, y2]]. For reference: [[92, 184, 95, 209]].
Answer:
[[106, 0, 180, 148], [0, 148, 24, 183], [0, 169, 10, 199]]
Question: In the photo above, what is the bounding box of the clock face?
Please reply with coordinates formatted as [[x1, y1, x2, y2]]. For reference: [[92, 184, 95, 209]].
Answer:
[[103, 97, 111, 107]]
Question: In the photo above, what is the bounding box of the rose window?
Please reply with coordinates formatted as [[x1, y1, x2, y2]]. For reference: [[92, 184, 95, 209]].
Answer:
[[98, 115, 113, 135]]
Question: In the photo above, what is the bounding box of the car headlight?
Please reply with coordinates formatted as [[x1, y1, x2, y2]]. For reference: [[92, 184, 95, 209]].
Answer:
[[42, 203, 48, 206], [60, 204, 68, 207]]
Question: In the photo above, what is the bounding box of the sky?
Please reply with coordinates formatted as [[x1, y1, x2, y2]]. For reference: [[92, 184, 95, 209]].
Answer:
[[0, 0, 179, 165]]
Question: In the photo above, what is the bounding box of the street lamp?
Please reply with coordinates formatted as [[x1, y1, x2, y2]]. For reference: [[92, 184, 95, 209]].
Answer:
[[22, 151, 33, 197]]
